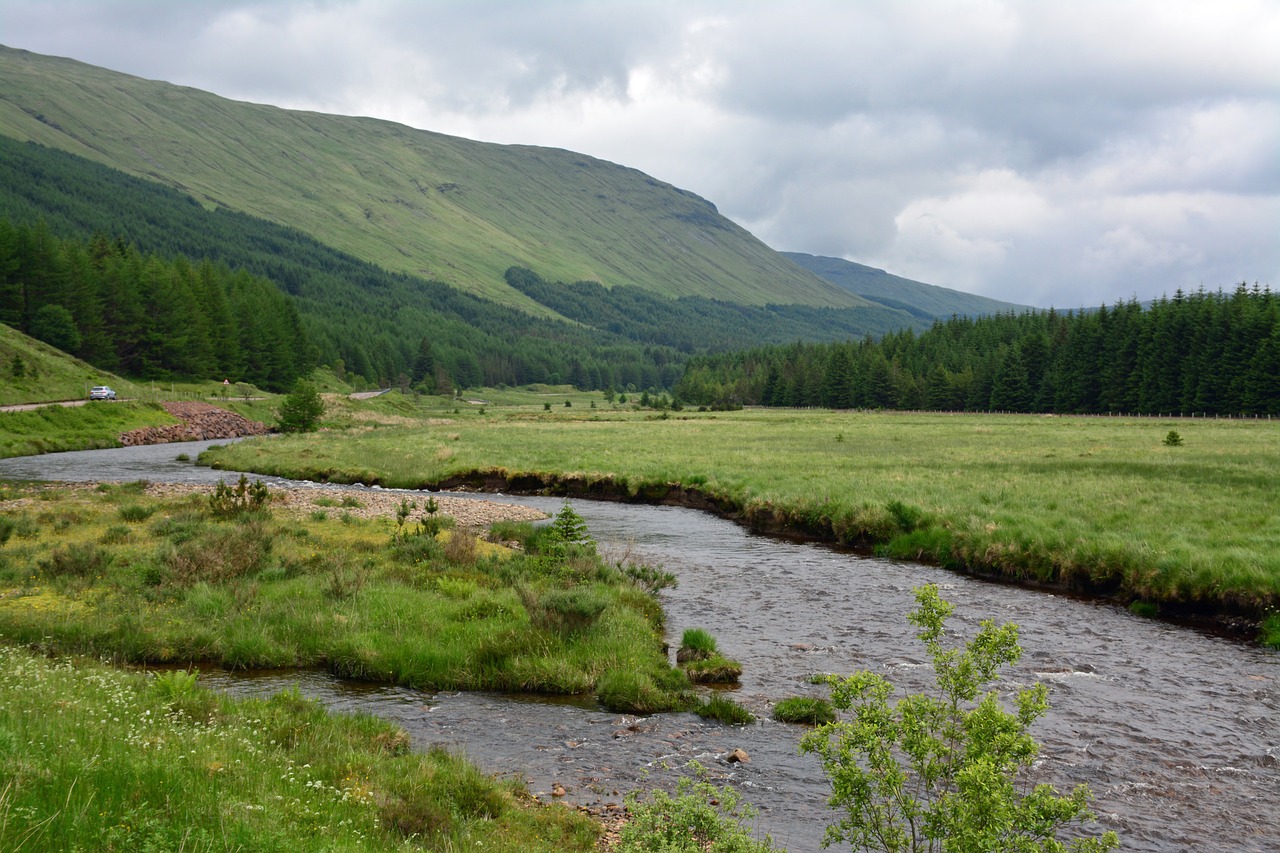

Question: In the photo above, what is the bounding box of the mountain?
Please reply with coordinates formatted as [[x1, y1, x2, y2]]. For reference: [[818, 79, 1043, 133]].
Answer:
[[0, 45, 872, 315], [782, 252, 1029, 319]]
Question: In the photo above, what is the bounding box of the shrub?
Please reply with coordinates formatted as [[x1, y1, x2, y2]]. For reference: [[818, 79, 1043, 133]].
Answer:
[[619, 762, 778, 852], [276, 378, 325, 433], [542, 503, 594, 557], [801, 584, 1119, 853], [100, 525, 132, 545], [771, 696, 836, 725], [118, 503, 156, 523], [208, 475, 271, 518], [40, 543, 113, 578], [1163, 429, 1184, 447], [624, 562, 679, 593], [163, 520, 275, 585], [441, 527, 478, 566]]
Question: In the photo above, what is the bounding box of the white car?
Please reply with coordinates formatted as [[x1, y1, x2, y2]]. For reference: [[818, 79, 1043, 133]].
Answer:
[[89, 386, 117, 400]]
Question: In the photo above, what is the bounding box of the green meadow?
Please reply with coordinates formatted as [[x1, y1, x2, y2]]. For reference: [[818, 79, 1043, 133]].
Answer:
[[0, 643, 600, 851], [202, 404, 1280, 637], [0, 480, 678, 702]]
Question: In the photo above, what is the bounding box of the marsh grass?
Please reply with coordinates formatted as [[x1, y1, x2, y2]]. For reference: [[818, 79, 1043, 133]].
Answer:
[[676, 627, 718, 662], [202, 408, 1280, 634], [0, 484, 682, 699], [682, 655, 744, 684], [772, 696, 837, 725], [694, 693, 755, 724], [0, 645, 600, 851]]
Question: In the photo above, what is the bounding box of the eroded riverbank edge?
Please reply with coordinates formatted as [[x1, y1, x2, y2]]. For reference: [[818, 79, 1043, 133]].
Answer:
[[394, 467, 1268, 641]]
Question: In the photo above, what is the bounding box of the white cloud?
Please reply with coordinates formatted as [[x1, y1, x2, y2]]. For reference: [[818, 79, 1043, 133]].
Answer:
[[2, 0, 1277, 307]]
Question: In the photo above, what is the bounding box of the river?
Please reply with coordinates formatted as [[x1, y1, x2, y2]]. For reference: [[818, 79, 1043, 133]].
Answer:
[[1, 440, 1276, 851]]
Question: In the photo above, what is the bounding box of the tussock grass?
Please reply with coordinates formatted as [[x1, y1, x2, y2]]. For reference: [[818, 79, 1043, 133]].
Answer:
[[203, 408, 1280, 636], [0, 483, 682, 696], [772, 696, 837, 725], [0, 644, 600, 851], [694, 693, 755, 725]]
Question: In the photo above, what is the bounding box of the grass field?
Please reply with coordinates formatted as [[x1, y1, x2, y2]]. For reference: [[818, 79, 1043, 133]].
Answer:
[[0, 643, 600, 851], [200, 404, 1280, 638], [0, 480, 679, 702]]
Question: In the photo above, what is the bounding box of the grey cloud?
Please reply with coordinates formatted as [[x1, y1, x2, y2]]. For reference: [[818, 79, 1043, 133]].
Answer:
[[2, 0, 1276, 307]]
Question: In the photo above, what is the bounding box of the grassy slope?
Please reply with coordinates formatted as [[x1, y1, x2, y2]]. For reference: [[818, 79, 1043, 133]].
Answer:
[[0, 321, 132, 405], [783, 251, 1030, 318], [200, 404, 1280, 625], [0, 45, 865, 312]]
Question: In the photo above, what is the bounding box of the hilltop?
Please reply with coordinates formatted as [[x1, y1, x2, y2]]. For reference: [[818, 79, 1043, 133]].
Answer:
[[0, 45, 864, 314]]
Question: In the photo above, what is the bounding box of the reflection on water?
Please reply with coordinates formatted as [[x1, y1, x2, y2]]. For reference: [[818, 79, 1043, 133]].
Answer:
[[4, 441, 1278, 852]]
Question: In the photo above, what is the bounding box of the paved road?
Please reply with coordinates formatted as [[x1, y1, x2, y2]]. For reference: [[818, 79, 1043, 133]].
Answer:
[[0, 398, 90, 413]]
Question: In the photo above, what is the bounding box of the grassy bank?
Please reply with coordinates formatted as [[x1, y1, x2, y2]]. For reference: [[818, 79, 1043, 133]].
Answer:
[[200, 407, 1280, 636], [0, 481, 683, 706], [0, 643, 600, 851]]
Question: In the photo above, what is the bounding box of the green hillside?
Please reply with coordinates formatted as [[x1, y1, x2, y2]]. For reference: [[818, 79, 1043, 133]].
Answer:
[[0, 45, 866, 313], [782, 252, 1029, 318], [0, 322, 129, 406]]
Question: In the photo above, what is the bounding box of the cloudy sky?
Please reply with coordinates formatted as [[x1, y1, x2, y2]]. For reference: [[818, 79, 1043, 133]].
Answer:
[[3, 0, 1277, 308]]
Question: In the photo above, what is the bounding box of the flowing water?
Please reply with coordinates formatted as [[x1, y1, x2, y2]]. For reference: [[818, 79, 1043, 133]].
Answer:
[[2, 442, 1276, 851]]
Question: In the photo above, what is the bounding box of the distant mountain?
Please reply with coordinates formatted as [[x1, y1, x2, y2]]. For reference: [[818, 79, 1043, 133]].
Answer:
[[0, 45, 876, 316], [782, 252, 1029, 319]]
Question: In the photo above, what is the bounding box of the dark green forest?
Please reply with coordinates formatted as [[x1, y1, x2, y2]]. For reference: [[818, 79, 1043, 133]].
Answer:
[[0, 136, 919, 393], [0, 136, 690, 391], [676, 288, 1280, 416], [503, 266, 921, 352], [0, 219, 310, 390]]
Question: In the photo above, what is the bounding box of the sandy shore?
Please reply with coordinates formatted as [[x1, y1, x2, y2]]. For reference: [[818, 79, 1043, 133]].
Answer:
[[140, 482, 549, 527]]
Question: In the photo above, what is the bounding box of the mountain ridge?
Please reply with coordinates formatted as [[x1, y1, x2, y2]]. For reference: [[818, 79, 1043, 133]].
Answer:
[[0, 44, 869, 314], [782, 252, 1030, 318]]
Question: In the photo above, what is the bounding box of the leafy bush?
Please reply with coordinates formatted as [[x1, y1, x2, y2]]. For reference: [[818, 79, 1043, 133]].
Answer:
[[771, 696, 835, 725], [208, 475, 271, 518], [40, 543, 113, 578], [1163, 429, 1184, 447], [800, 584, 1119, 852], [276, 378, 325, 433], [619, 762, 778, 852]]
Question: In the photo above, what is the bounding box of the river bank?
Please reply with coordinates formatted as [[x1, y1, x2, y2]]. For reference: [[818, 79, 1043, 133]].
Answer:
[[196, 410, 1280, 645]]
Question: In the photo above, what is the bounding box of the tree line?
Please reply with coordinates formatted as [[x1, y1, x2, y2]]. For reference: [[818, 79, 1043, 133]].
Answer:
[[676, 286, 1280, 416], [0, 135, 686, 392], [0, 218, 311, 390]]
